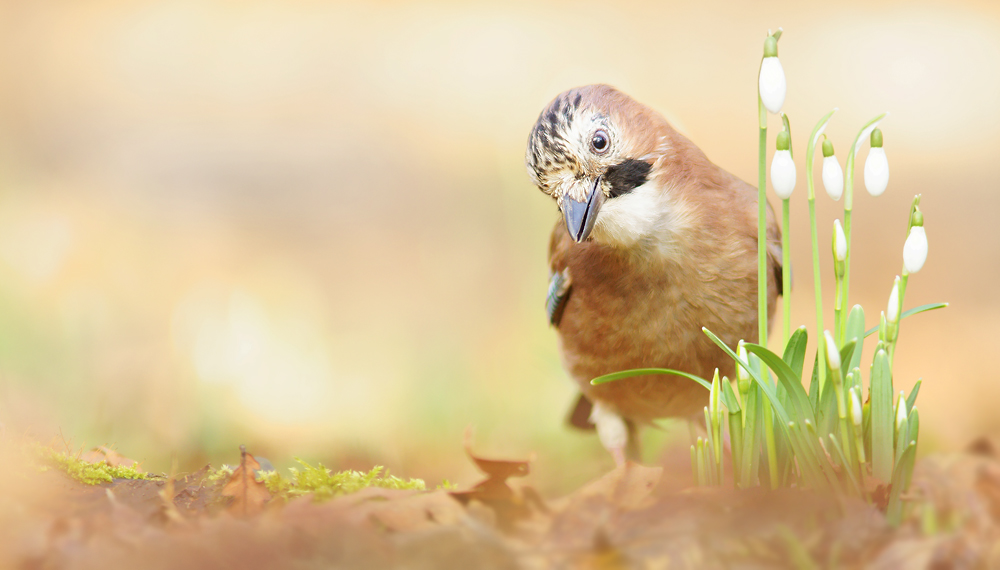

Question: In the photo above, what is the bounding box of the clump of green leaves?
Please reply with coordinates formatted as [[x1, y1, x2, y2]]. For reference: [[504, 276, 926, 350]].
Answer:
[[36, 445, 147, 485], [210, 459, 425, 502]]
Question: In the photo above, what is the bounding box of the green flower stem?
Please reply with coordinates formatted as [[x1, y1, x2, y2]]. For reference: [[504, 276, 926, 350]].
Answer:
[[729, 411, 744, 488], [764, 404, 779, 488], [690, 445, 698, 484], [696, 439, 707, 486], [780, 113, 793, 350], [890, 195, 922, 364], [840, 210, 852, 342], [709, 373, 725, 484], [830, 367, 854, 476], [889, 274, 907, 363], [703, 406, 722, 485], [843, 113, 889, 341], [758, 99, 768, 349], [834, 260, 845, 342], [806, 110, 836, 393], [756, 351, 779, 489], [851, 388, 867, 465], [739, 382, 761, 488], [804, 419, 845, 493], [782, 201, 791, 346], [827, 434, 862, 496]]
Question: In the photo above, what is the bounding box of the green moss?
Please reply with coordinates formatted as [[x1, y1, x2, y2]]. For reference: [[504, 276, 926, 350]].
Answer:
[[259, 460, 425, 501], [205, 465, 234, 485], [36, 446, 147, 485], [436, 479, 458, 491]]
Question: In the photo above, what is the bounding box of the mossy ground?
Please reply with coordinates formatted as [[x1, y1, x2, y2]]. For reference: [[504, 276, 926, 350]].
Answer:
[[38, 444, 425, 501], [35, 445, 148, 485], [208, 460, 426, 500]]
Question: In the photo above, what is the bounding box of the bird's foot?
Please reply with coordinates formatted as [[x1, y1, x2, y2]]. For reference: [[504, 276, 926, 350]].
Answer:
[[609, 447, 627, 467]]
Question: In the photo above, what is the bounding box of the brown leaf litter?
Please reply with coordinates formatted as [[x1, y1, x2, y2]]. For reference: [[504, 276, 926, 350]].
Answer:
[[5, 435, 1000, 569]]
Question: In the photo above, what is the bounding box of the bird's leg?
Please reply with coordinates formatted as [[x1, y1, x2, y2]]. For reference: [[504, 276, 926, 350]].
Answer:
[[625, 419, 642, 463], [589, 401, 630, 466]]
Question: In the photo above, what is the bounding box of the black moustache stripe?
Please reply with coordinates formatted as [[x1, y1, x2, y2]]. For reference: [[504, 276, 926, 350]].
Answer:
[[605, 159, 652, 198]]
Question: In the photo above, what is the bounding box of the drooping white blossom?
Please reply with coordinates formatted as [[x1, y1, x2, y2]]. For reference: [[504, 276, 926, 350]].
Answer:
[[759, 57, 786, 114], [903, 226, 928, 274], [887, 276, 901, 324], [864, 129, 889, 196], [770, 149, 796, 199], [822, 155, 844, 201], [833, 219, 847, 262]]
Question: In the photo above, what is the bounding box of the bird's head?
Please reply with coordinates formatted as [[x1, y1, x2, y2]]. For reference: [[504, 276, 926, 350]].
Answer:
[[525, 84, 678, 246]]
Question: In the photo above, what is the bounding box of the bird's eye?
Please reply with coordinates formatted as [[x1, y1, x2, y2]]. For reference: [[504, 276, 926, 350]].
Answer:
[[591, 130, 610, 154]]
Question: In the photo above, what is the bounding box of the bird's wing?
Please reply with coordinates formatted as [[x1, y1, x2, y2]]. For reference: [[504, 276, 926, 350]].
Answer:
[[546, 222, 573, 327]]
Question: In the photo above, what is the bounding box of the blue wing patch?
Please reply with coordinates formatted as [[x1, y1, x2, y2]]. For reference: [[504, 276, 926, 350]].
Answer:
[[546, 269, 571, 327]]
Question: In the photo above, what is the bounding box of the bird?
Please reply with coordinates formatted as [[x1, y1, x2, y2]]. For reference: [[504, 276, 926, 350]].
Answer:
[[524, 84, 782, 465]]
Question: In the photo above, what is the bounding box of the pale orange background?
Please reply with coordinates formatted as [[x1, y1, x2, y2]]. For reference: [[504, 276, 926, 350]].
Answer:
[[0, 0, 994, 492]]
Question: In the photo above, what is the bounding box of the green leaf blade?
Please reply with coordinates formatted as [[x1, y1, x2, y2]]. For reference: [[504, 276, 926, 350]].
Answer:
[[871, 349, 894, 483], [590, 368, 712, 391], [864, 303, 948, 338]]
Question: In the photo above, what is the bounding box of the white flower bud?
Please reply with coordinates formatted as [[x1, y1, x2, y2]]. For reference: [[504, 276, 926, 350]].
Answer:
[[758, 57, 786, 115], [770, 149, 796, 199], [710, 369, 721, 419], [833, 219, 847, 262], [822, 155, 844, 201], [887, 276, 901, 324], [824, 330, 840, 371], [895, 391, 907, 431], [903, 226, 928, 274], [864, 147, 889, 197], [850, 388, 863, 427], [736, 343, 750, 393]]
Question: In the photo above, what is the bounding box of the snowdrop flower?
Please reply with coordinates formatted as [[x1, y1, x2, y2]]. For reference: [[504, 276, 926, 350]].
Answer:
[[758, 36, 786, 115], [770, 130, 796, 199], [895, 391, 908, 431], [832, 219, 847, 262], [821, 139, 844, 201], [710, 370, 720, 414], [736, 342, 751, 395], [887, 276, 901, 324], [850, 388, 863, 428], [903, 215, 927, 274], [824, 330, 840, 372], [864, 129, 889, 196]]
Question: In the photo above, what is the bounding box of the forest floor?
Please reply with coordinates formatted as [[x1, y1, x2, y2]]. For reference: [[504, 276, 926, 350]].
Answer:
[[3, 436, 1000, 570]]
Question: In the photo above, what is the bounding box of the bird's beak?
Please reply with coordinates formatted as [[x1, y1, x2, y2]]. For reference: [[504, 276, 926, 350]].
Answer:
[[562, 177, 604, 243]]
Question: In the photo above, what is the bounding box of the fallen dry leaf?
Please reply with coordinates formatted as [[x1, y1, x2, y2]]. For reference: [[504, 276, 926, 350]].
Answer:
[[360, 489, 466, 532], [449, 432, 542, 530], [80, 445, 142, 471], [221, 445, 271, 517]]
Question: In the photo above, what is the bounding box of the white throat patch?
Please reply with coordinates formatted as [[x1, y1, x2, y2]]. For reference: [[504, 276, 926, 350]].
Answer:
[[590, 181, 692, 258]]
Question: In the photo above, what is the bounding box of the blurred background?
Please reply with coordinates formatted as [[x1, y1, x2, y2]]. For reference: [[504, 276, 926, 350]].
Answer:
[[0, 0, 995, 494]]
